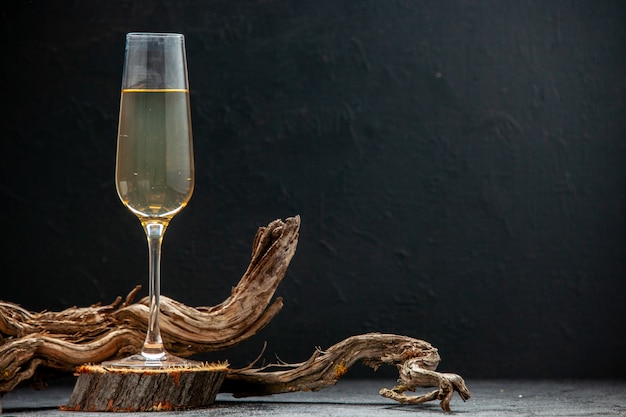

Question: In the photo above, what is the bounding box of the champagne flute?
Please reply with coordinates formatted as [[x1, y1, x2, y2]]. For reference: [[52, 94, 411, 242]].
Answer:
[[104, 33, 196, 368]]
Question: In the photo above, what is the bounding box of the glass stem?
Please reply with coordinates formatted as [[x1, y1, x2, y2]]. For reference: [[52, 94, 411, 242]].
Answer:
[[142, 221, 167, 360]]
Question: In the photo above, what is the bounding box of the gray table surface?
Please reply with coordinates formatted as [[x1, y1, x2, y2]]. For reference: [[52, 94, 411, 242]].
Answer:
[[2, 379, 625, 416]]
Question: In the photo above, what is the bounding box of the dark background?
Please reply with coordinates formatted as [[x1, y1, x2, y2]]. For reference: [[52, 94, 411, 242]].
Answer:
[[1, 1, 624, 379]]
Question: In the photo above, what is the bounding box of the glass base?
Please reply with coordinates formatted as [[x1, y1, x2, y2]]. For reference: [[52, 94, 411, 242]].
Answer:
[[102, 353, 201, 369]]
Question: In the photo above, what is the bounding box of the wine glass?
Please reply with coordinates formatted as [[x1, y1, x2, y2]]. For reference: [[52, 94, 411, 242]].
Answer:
[[104, 33, 196, 368]]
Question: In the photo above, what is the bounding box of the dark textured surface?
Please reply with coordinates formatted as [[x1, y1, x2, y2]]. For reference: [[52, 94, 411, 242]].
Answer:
[[1, 1, 625, 379], [3, 379, 626, 416]]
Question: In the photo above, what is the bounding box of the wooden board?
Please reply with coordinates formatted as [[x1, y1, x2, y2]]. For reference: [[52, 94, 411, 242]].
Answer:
[[63, 363, 228, 411]]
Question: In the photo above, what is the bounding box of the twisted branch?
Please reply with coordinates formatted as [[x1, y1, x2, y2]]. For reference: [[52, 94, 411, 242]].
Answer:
[[0, 216, 300, 393], [0, 214, 471, 411], [223, 333, 439, 395], [223, 333, 470, 411]]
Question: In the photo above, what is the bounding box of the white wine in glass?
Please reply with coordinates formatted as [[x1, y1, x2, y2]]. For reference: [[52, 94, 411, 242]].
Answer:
[[104, 33, 196, 368]]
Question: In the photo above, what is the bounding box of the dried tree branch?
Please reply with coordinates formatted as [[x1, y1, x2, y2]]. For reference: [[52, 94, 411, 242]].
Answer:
[[0, 214, 471, 412], [0, 216, 300, 394], [222, 333, 470, 411], [223, 333, 438, 396]]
